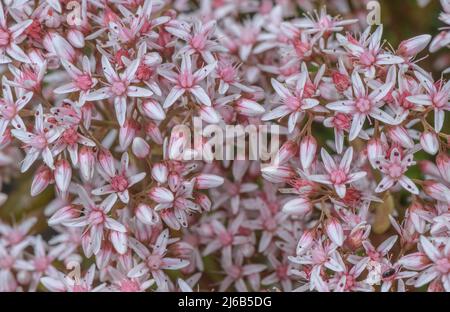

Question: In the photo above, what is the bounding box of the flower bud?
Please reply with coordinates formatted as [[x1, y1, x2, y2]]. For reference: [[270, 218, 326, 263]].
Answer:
[[132, 137, 150, 159], [300, 135, 317, 170], [420, 131, 439, 155]]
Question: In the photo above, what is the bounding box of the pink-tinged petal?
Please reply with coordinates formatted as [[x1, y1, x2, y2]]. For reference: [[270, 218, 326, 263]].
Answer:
[[235, 98, 265, 116], [370, 108, 396, 125], [101, 55, 119, 82], [375, 176, 395, 193], [399, 176, 419, 194], [311, 266, 329, 292], [105, 217, 126, 233], [190, 85, 211, 106], [282, 197, 312, 216], [114, 96, 127, 127], [54, 82, 79, 94], [199, 106, 220, 123], [163, 86, 185, 109], [308, 174, 332, 184], [398, 252, 431, 270], [193, 62, 217, 82], [351, 71, 365, 98], [6, 44, 29, 63], [377, 235, 398, 254], [128, 172, 146, 186], [321, 148, 337, 173], [339, 147, 353, 172], [84, 87, 110, 101], [415, 267, 440, 288], [271, 78, 291, 99], [161, 258, 190, 270], [326, 100, 355, 113], [20, 149, 40, 172], [376, 53, 404, 65], [334, 184, 347, 198], [348, 113, 365, 141], [127, 86, 153, 97], [100, 193, 118, 213], [261, 105, 291, 121], [347, 171, 367, 183], [98, 149, 116, 178], [434, 109, 445, 132], [42, 147, 55, 169], [406, 94, 432, 106], [296, 230, 314, 255], [301, 98, 319, 110], [118, 190, 130, 203], [420, 236, 441, 262], [127, 263, 149, 278]]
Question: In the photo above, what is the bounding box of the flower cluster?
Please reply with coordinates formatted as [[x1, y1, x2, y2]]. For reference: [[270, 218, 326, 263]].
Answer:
[[0, 0, 448, 292]]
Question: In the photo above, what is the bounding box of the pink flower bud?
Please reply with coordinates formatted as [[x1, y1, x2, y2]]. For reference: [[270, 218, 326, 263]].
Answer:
[[136, 203, 160, 225], [195, 174, 224, 189], [325, 217, 344, 246], [436, 153, 450, 183], [98, 148, 116, 177], [300, 135, 317, 170], [332, 71, 350, 92], [132, 137, 150, 159], [261, 165, 295, 183], [109, 231, 127, 255], [67, 29, 85, 48], [168, 173, 181, 191], [31, 166, 53, 197], [420, 131, 439, 155], [195, 193, 212, 211], [235, 98, 265, 117], [168, 126, 190, 160], [282, 197, 312, 216], [48, 205, 78, 225], [119, 119, 139, 151], [145, 122, 163, 145], [274, 140, 298, 165], [199, 106, 221, 124], [388, 126, 414, 149], [79, 146, 95, 181], [423, 180, 450, 203], [54, 159, 72, 194], [148, 187, 174, 203], [151, 163, 168, 184], [398, 34, 431, 57], [140, 100, 166, 121]]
